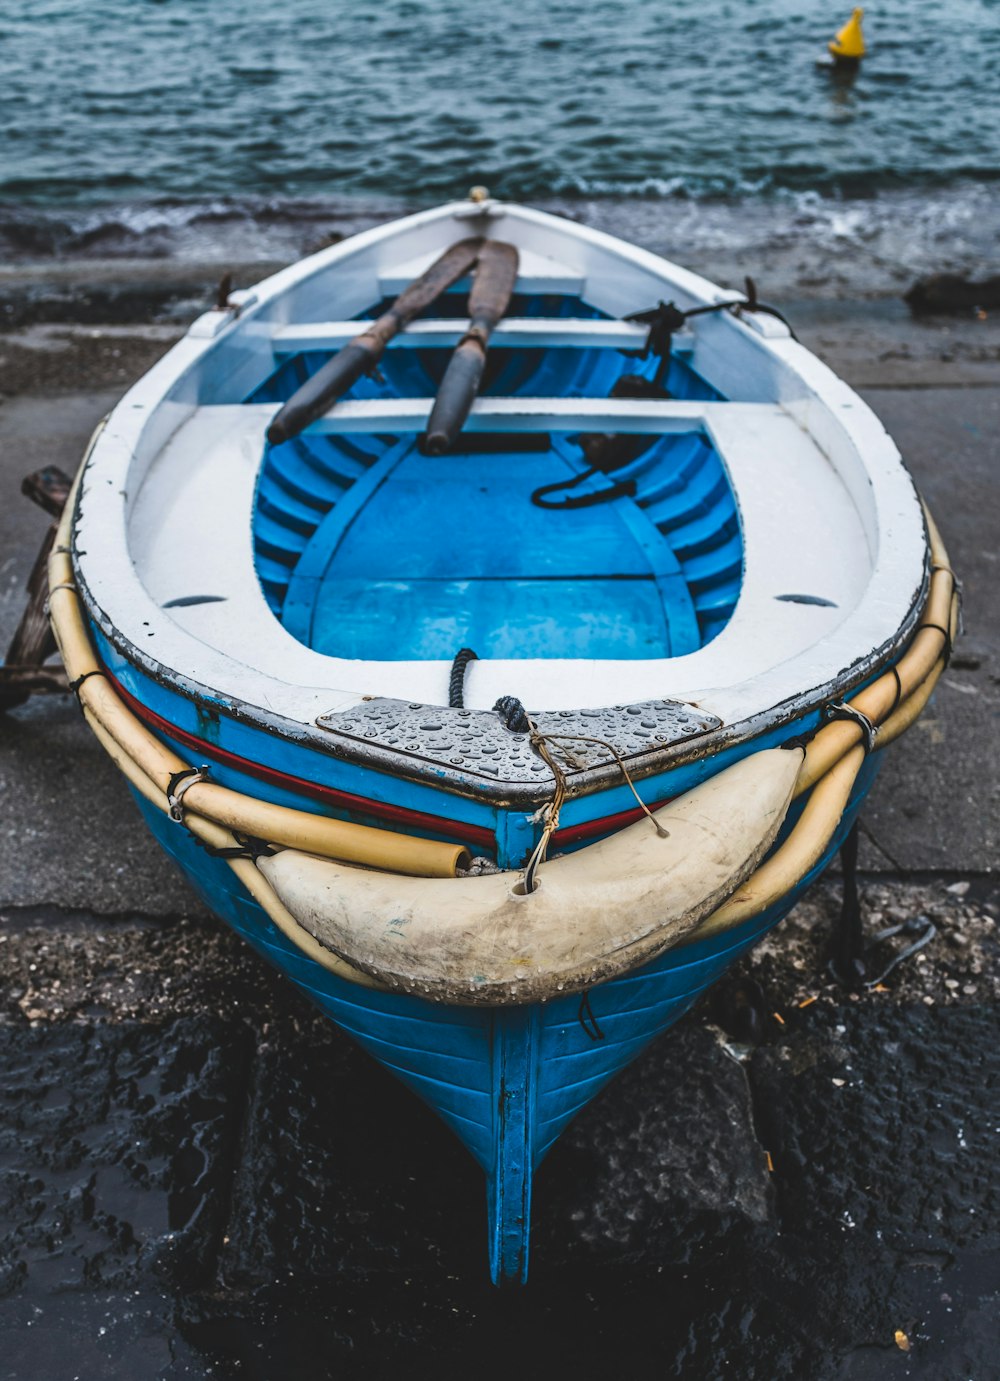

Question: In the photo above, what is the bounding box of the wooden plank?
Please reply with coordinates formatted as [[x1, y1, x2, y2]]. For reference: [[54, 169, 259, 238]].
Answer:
[[272, 317, 652, 355], [377, 267, 585, 296], [301, 398, 781, 437], [1, 527, 62, 711]]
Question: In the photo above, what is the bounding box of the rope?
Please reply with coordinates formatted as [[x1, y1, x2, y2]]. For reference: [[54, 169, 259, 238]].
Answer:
[[492, 695, 532, 734], [862, 917, 938, 989], [922, 622, 955, 667], [448, 647, 478, 708], [456, 854, 502, 877], [887, 664, 904, 718], [530, 467, 637, 510], [577, 990, 606, 1041], [933, 563, 964, 636], [529, 376, 660, 510], [68, 668, 103, 696], [520, 729, 570, 894], [193, 830, 277, 861], [493, 697, 668, 893]]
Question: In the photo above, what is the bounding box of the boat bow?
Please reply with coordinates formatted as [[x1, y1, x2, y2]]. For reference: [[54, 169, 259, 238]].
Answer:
[[257, 748, 802, 1005]]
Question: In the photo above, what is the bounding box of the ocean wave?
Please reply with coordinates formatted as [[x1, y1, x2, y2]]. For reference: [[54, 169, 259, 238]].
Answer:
[[3, 182, 998, 310]]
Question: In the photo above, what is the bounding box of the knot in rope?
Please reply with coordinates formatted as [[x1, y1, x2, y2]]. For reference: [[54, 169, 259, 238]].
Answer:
[[492, 695, 531, 734], [492, 695, 670, 894], [166, 765, 209, 823]]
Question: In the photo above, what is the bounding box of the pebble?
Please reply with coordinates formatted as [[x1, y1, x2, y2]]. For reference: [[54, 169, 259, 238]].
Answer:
[[946, 881, 971, 897]]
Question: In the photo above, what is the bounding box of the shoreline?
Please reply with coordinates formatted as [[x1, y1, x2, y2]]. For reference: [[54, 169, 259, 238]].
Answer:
[[1, 259, 999, 398]]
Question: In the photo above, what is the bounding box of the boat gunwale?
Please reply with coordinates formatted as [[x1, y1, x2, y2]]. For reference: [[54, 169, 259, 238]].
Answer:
[[74, 551, 929, 808]]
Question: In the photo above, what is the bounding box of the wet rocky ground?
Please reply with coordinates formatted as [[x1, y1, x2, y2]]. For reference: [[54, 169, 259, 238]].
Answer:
[[1, 879, 997, 1379], [1, 274, 999, 1377]]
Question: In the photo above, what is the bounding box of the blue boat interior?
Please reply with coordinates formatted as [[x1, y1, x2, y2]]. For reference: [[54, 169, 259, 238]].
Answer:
[[248, 290, 744, 663]]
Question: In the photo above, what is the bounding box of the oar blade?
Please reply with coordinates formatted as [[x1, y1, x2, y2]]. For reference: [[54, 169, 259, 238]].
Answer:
[[423, 240, 520, 455]]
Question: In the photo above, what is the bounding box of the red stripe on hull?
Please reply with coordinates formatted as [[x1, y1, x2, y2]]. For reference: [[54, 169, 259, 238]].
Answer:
[[104, 669, 655, 859], [105, 671, 498, 852]]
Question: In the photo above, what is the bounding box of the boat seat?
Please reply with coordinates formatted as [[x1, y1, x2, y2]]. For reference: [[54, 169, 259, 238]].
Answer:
[[270, 318, 693, 356], [377, 245, 586, 298]]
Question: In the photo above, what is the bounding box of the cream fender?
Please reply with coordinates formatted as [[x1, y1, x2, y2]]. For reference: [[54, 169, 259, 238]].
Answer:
[[258, 747, 803, 1005]]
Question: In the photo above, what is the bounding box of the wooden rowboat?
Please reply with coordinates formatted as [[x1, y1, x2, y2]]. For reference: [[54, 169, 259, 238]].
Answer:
[[47, 196, 955, 1283]]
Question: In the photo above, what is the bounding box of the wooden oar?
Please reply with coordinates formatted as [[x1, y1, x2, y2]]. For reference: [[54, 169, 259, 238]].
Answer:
[[266, 236, 485, 446], [422, 240, 520, 455]]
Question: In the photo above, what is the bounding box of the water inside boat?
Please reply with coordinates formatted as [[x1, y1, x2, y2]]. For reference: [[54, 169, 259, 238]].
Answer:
[[249, 292, 742, 663]]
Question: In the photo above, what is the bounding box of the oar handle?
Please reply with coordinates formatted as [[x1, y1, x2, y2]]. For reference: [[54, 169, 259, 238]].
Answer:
[[266, 342, 375, 445], [266, 236, 484, 446], [423, 241, 519, 455]]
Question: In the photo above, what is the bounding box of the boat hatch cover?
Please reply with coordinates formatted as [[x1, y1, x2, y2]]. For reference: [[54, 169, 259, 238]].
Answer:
[[315, 697, 722, 787]]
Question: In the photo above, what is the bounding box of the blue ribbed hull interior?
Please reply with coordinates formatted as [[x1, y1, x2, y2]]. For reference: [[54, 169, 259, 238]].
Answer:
[[248, 294, 742, 660]]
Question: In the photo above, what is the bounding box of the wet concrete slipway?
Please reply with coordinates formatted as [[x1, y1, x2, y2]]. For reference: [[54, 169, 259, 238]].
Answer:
[[1, 289, 999, 1379]]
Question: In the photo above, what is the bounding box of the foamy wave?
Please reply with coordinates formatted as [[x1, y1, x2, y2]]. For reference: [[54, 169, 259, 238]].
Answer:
[[544, 173, 776, 201], [2, 183, 998, 304]]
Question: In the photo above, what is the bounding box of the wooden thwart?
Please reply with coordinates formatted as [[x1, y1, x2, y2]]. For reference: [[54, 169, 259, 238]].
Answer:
[[271, 317, 656, 355]]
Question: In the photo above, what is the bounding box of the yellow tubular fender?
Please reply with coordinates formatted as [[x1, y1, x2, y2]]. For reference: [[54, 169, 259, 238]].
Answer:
[[687, 744, 865, 942], [82, 708, 379, 988], [47, 479, 467, 881], [796, 507, 956, 797]]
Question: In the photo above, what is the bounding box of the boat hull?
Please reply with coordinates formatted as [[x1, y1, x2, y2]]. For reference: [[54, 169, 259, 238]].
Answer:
[[56, 201, 943, 1284], [127, 750, 880, 1283]]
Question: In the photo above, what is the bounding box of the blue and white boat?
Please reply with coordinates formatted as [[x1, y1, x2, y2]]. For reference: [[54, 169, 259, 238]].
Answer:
[[49, 197, 955, 1284]]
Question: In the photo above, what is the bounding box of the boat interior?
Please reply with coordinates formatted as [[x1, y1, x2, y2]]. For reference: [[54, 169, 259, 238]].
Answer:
[[248, 290, 742, 664], [97, 204, 922, 725]]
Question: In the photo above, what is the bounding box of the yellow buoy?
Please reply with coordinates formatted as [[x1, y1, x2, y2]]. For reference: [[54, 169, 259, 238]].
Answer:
[[829, 7, 866, 62]]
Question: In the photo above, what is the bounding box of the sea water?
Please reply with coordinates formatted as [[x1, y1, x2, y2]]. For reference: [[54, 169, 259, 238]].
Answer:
[[1, 0, 998, 280]]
